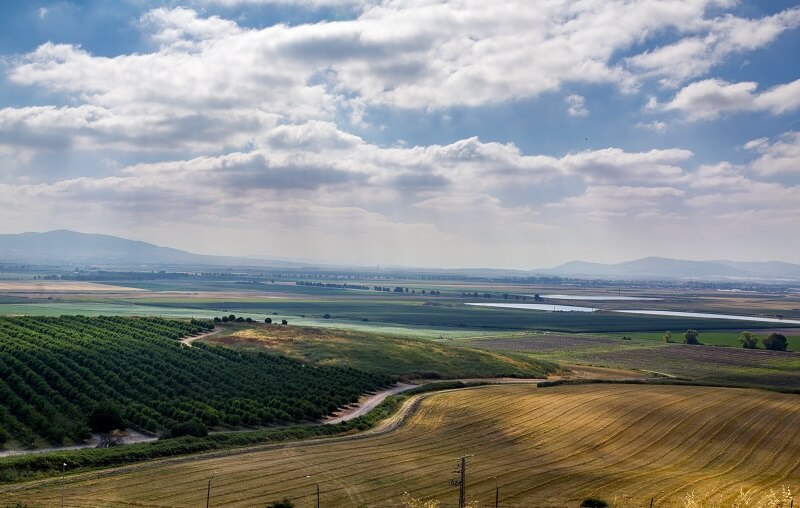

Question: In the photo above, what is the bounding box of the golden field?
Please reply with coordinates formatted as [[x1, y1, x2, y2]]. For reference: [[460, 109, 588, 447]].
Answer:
[[4, 384, 799, 507]]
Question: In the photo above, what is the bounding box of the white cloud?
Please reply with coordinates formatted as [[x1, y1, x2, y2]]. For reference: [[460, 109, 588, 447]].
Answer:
[[636, 120, 667, 133], [565, 95, 589, 117], [746, 131, 800, 175], [3, 3, 794, 155], [627, 6, 800, 87], [654, 78, 800, 121]]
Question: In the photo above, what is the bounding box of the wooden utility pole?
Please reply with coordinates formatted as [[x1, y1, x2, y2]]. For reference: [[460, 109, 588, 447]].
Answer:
[[458, 456, 466, 508]]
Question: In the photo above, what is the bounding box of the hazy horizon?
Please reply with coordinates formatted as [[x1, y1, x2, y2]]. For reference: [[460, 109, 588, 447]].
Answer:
[[1, 1, 799, 268]]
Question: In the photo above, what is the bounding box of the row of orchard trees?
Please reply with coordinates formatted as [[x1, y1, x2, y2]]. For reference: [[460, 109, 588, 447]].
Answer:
[[0, 316, 390, 448]]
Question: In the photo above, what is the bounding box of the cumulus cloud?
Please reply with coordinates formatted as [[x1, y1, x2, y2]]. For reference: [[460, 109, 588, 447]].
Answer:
[[2, 2, 800, 265], [653, 78, 800, 121], [746, 131, 800, 175], [627, 6, 800, 87], [636, 120, 667, 133], [565, 95, 589, 117], [3, 2, 795, 155]]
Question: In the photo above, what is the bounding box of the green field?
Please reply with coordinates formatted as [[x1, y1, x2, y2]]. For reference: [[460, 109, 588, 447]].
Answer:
[[467, 333, 800, 390], [615, 330, 800, 350], [204, 323, 556, 379], [6, 384, 799, 508]]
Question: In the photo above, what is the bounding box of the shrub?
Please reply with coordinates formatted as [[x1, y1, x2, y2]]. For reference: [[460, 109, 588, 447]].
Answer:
[[169, 418, 208, 438], [738, 332, 759, 349], [88, 402, 126, 433], [763, 333, 788, 351], [266, 499, 294, 508], [580, 498, 608, 507], [683, 329, 700, 345]]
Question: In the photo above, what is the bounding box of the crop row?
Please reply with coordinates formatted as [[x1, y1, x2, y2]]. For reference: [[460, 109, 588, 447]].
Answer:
[[0, 316, 390, 447], [8, 384, 799, 507]]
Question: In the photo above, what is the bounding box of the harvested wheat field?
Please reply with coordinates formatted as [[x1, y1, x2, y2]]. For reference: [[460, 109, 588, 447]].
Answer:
[[6, 384, 800, 508]]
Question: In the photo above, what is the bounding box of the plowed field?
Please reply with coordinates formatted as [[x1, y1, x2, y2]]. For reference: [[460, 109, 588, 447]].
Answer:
[[6, 384, 799, 508]]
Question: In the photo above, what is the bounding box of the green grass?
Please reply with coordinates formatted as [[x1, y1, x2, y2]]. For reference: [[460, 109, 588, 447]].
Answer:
[[141, 299, 798, 333], [206, 324, 556, 379], [618, 330, 800, 350], [466, 333, 800, 389]]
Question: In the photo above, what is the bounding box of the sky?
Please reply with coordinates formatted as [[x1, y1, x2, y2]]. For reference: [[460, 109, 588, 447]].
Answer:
[[0, 0, 799, 269]]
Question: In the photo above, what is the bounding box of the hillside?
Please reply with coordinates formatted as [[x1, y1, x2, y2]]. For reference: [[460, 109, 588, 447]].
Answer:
[[538, 256, 800, 280], [0, 230, 300, 267]]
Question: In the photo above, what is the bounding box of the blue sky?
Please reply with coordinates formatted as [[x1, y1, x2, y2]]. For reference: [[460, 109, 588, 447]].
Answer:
[[0, 0, 799, 268]]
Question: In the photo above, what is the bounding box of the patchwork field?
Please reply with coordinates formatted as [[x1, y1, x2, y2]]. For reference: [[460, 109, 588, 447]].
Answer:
[[0, 281, 144, 293], [6, 384, 799, 508], [468, 334, 800, 389]]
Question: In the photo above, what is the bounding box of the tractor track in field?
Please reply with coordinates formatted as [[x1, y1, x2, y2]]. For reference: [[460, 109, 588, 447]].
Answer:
[[0, 374, 665, 497]]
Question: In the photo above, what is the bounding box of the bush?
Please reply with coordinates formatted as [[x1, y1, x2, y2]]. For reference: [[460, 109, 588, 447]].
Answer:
[[170, 419, 208, 438], [266, 499, 294, 508], [738, 331, 759, 349], [88, 402, 126, 433], [763, 333, 788, 351], [323, 313, 331, 319], [580, 498, 608, 507], [683, 329, 700, 345]]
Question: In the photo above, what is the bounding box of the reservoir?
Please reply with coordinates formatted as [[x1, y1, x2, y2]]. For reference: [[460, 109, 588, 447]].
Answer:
[[465, 303, 597, 312], [466, 303, 800, 325], [535, 294, 661, 301], [613, 309, 800, 325]]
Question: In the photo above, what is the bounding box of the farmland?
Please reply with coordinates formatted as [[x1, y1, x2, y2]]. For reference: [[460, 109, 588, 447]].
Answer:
[[6, 384, 799, 507], [203, 323, 556, 379], [0, 316, 390, 448], [467, 334, 800, 390]]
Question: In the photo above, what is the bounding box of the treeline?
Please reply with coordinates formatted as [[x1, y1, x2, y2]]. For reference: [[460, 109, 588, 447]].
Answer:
[[295, 281, 370, 290], [0, 394, 406, 484], [0, 316, 390, 448]]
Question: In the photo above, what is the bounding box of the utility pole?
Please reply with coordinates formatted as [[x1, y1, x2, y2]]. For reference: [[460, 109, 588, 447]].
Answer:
[[206, 472, 216, 508], [458, 456, 466, 508]]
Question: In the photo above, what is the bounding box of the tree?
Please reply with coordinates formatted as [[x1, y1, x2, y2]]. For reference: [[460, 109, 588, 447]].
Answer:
[[762, 333, 788, 351], [213, 317, 221, 323], [88, 402, 125, 433], [738, 331, 759, 349], [281, 319, 288, 325], [323, 313, 331, 319], [170, 418, 208, 438], [221, 316, 229, 323], [229, 314, 236, 321], [663, 331, 672, 343], [265, 317, 272, 324], [683, 329, 700, 345]]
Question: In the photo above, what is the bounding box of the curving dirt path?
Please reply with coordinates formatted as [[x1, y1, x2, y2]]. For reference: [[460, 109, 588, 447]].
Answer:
[[323, 383, 417, 424], [179, 328, 222, 346]]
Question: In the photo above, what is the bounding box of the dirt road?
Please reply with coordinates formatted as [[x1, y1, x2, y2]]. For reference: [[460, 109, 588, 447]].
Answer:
[[323, 383, 417, 424]]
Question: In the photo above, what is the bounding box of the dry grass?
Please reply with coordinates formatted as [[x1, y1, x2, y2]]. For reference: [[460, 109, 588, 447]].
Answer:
[[0, 281, 144, 292], [6, 384, 799, 507]]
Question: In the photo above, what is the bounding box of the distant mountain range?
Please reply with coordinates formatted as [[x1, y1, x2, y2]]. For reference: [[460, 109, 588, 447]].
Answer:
[[1, 231, 798, 280], [536, 257, 800, 281], [0, 230, 306, 268]]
